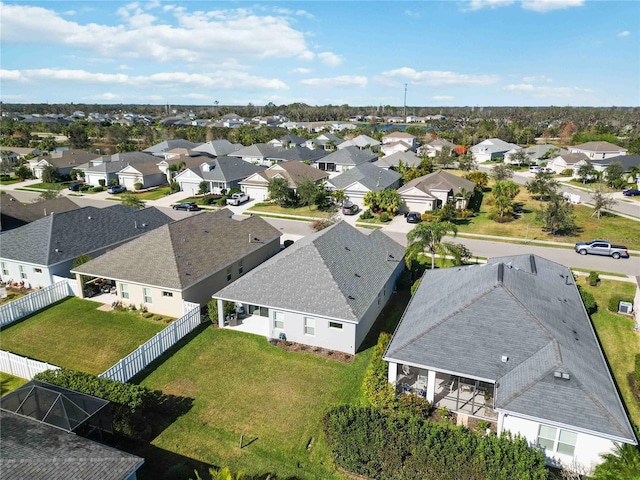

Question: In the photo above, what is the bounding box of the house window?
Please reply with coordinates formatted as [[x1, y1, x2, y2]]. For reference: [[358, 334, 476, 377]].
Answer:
[[34, 268, 42, 274], [19, 266, 27, 279], [120, 283, 129, 299], [227, 267, 232, 282], [162, 291, 173, 298], [377, 292, 381, 305], [273, 310, 284, 330], [537, 425, 577, 457], [238, 259, 244, 275], [304, 317, 315, 336], [329, 321, 343, 330], [143, 288, 152, 304], [1, 262, 8, 275]]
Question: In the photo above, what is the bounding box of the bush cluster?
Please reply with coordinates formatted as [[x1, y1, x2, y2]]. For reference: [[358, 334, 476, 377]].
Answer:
[[578, 286, 597, 314], [359, 209, 374, 220], [361, 333, 397, 411], [607, 294, 634, 313], [324, 405, 549, 480], [588, 271, 600, 287]]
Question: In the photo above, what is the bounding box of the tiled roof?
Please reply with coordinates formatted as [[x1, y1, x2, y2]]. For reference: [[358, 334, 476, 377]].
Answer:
[[384, 254, 636, 443], [0, 205, 173, 266], [328, 162, 401, 191], [214, 221, 404, 322], [72, 209, 281, 290]]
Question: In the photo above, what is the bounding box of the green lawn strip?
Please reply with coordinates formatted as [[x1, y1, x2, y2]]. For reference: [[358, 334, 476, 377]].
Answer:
[[0, 297, 166, 375], [131, 187, 172, 201], [140, 327, 370, 479], [105, 196, 123, 202], [356, 223, 383, 229], [14, 187, 51, 193], [583, 278, 640, 425], [0, 179, 22, 185], [0, 290, 26, 306], [0, 372, 28, 395], [22, 182, 70, 190], [247, 203, 334, 219]]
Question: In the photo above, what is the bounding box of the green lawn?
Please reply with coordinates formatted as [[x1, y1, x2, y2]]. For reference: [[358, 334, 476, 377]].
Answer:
[[0, 178, 22, 185], [583, 278, 640, 425], [0, 372, 28, 395], [131, 186, 172, 201], [0, 290, 26, 306], [0, 297, 167, 375], [24, 181, 70, 190], [247, 202, 335, 219]]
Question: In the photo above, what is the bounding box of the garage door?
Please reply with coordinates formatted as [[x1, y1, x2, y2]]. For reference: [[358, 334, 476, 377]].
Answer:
[[121, 176, 137, 190], [179, 181, 201, 196], [244, 185, 268, 202], [402, 199, 431, 214]]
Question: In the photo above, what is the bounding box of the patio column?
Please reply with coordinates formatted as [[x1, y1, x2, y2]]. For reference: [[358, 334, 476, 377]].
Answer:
[[426, 370, 436, 403], [387, 362, 397, 385], [216, 299, 225, 328], [75, 273, 85, 299]]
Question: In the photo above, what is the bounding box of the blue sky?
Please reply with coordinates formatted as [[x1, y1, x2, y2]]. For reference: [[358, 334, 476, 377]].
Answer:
[[1, 0, 638, 107]]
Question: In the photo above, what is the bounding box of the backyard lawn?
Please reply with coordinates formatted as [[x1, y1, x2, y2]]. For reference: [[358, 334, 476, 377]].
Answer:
[[584, 278, 640, 425], [0, 297, 167, 375], [0, 372, 27, 395]]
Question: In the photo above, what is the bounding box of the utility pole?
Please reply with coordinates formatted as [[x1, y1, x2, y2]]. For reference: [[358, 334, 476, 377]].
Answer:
[[403, 83, 408, 120]]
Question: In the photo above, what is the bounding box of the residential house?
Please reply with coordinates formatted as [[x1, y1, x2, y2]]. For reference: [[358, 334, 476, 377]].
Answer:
[[115, 156, 169, 190], [582, 154, 640, 180], [212, 221, 405, 354], [380, 140, 414, 156], [568, 141, 627, 160], [0, 205, 172, 288], [327, 163, 402, 208], [547, 153, 589, 175], [77, 152, 158, 186], [239, 161, 329, 202], [304, 133, 344, 151], [0, 146, 42, 166], [192, 139, 243, 157], [228, 143, 286, 166], [337, 134, 381, 151], [470, 138, 520, 163], [373, 151, 421, 170], [268, 146, 328, 164], [143, 139, 201, 157], [314, 146, 378, 175], [269, 135, 307, 149], [504, 144, 568, 165], [0, 193, 80, 231], [71, 210, 281, 318], [418, 138, 456, 158], [384, 254, 637, 470], [155, 151, 214, 182], [174, 156, 266, 195], [382, 132, 418, 150], [398, 170, 475, 212], [28, 150, 100, 179]]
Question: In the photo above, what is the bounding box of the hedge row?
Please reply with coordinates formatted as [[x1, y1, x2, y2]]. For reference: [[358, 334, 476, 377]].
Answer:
[[324, 405, 548, 480], [361, 332, 397, 410]]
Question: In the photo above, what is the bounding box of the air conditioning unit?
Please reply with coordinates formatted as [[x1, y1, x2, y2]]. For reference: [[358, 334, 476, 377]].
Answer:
[[618, 301, 633, 315]]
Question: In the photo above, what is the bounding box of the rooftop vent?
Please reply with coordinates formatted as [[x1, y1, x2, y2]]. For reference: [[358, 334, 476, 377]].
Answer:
[[529, 255, 537, 274], [497, 263, 504, 283], [501, 355, 509, 363], [554, 371, 571, 380], [345, 246, 350, 251], [87, 216, 92, 220], [348, 295, 355, 300], [354, 273, 361, 278]]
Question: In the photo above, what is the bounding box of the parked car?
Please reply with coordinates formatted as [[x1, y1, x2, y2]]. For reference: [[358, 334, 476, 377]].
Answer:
[[529, 166, 542, 173], [341, 202, 359, 215], [172, 202, 200, 211], [107, 184, 126, 194], [68, 182, 84, 191], [406, 212, 422, 223], [574, 240, 629, 259], [226, 192, 250, 206], [622, 188, 640, 196]]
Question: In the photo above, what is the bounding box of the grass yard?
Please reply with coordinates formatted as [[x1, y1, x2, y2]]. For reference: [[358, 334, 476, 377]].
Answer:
[[132, 186, 173, 201], [0, 372, 28, 395], [583, 278, 640, 425], [248, 202, 335, 219], [0, 297, 166, 375], [24, 181, 69, 190], [0, 177, 22, 185], [456, 187, 640, 249]]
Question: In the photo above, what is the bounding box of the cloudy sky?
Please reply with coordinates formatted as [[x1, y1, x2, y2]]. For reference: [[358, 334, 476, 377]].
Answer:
[[1, 0, 638, 107]]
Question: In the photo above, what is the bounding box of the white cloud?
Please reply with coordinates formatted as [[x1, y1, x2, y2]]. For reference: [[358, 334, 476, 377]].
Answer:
[[85, 92, 122, 101], [0, 3, 314, 65], [522, 75, 552, 82], [300, 75, 368, 88], [521, 0, 584, 12], [117, 64, 133, 71], [291, 68, 312, 74], [405, 10, 420, 17], [505, 83, 593, 99], [379, 68, 500, 87], [317, 52, 344, 67], [617, 30, 630, 37], [467, 0, 515, 11], [433, 95, 455, 101]]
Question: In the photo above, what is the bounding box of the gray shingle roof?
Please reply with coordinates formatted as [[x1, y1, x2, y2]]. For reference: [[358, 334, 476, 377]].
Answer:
[[373, 151, 421, 169], [0, 410, 143, 480], [328, 162, 401, 191], [192, 139, 243, 156], [72, 209, 281, 290], [319, 146, 378, 166], [227, 143, 285, 159], [590, 154, 640, 171], [143, 139, 201, 153], [398, 170, 475, 196], [197, 156, 266, 182], [270, 146, 328, 163], [0, 205, 173, 266], [214, 221, 404, 322], [572, 141, 627, 153], [35, 150, 100, 168], [1, 194, 80, 230], [384, 254, 636, 443]]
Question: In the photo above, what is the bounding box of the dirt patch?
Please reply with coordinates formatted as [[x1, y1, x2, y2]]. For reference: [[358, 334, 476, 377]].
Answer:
[[270, 339, 354, 363], [162, 378, 198, 398]]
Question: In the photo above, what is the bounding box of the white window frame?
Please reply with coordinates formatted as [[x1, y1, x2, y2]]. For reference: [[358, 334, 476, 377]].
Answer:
[[1, 262, 8, 276], [162, 291, 173, 298], [19, 265, 27, 279], [143, 287, 152, 304], [304, 317, 315, 336], [120, 283, 129, 300], [537, 425, 577, 457], [273, 310, 284, 330], [329, 321, 343, 330]]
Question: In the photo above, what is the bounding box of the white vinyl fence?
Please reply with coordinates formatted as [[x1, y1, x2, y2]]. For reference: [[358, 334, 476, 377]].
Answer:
[[0, 280, 73, 327], [0, 350, 59, 380], [99, 302, 201, 383]]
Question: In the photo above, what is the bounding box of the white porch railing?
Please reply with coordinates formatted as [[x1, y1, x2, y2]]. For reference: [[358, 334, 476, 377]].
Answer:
[[0, 279, 74, 328], [0, 350, 59, 380]]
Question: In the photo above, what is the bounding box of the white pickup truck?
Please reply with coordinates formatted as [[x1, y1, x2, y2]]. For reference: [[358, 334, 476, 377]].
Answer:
[[226, 192, 250, 206]]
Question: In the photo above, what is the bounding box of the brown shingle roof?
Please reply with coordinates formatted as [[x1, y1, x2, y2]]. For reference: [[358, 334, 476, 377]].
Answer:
[[246, 161, 328, 187]]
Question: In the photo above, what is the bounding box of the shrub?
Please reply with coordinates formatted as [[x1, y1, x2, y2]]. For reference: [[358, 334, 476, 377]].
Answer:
[[201, 195, 216, 205], [359, 209, 374, 220], [98, 179, 106, 187], [421, 212, 434, 222], [579, 287, 597, 314], [169, 181, 180, 193], [635, 354, 640, 385], [458, 209, 475, 219], [410, 278, 421, 296], [561, 169, 574, 176], [91, 186, 104, 192], [379, 211, 390, 222], [311, 218, 335, 232], [608, 294, 634, 313], [588, 271, 600, 287], [79, 184, 92, 192], [133, 182, 143, 190], [361, 333, 397, 411], [216, 196, 228, 206]]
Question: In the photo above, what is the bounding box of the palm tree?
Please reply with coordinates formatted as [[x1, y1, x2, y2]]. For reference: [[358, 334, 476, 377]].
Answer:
[[592, 443, 640, 480], [406, 220, 458, 271]]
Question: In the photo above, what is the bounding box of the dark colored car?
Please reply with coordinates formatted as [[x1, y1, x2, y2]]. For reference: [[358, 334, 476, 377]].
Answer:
[[341, 202, 359, 215], [107, 184, 126, 194], [68, 182, 83, 191], [172, 202, 200, 211], [622, 188, 640, 196], [406, 212, 422, 223]]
